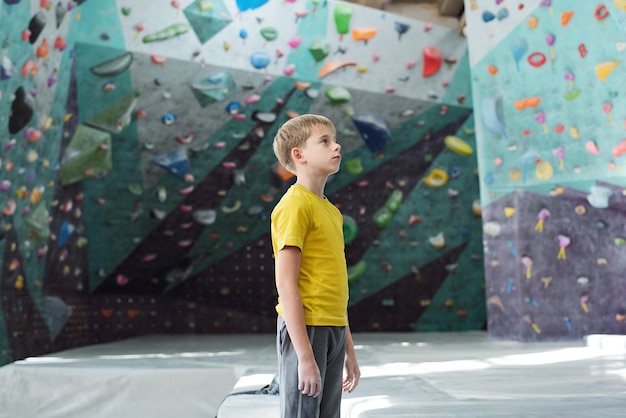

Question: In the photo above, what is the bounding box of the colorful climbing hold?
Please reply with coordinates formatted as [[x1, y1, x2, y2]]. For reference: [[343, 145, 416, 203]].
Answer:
[[561, 10, 574, 26], [535, 161, 553, 180], [325, 86, 351, 104], [428, 232, 445, 248], [308, 39, 330, 63], [351, 28, 377, 44], [422, 46, 442, 77], [513, 97, 541, 110], [142, 23, 189, 43], [317, 60, 357, 78], [557, 235, 570, 260], [250, 50, 270, 70], [444, 135, 473, 156], [423, 168, 449, 187], [334, 3, 353, 41], [510, 38, 528, 72], [483, 221, 501, 237], [394, 21, 410, 40], [90, 52, 133, 76], [596, 61, 619, 81]]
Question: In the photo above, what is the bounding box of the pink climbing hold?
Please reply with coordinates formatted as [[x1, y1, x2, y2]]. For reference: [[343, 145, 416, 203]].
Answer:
[[288, 36, 302, 49], [283, 63, 296, 76], [585, 141, 600, 155]]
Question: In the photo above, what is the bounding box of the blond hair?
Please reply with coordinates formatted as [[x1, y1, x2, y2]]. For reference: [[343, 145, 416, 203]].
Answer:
[[273, 114, 336, 174]]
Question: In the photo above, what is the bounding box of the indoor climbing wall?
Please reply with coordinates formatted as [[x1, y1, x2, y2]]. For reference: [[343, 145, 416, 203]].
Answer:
[[0, 0, 481, 366], [465, 0, 626, 340]]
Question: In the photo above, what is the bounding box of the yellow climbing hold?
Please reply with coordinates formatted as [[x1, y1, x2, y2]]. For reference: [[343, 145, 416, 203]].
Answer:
[[444, 135, 473, 156], [15, 274, 24, 290], [504, 207, 516, 217], [472, 200, 482, 216], [423, 168, 449, 187], [569, 127, 579, 139], [595, 61, 619, 81], [30, 187, 43, 205], [509, 169, 521, 182], [536, 161, 553, 180], [487, 295, 505, 311]]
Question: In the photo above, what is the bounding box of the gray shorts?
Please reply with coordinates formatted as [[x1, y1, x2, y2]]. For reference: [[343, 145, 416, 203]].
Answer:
[[277, 316, 346, 418]]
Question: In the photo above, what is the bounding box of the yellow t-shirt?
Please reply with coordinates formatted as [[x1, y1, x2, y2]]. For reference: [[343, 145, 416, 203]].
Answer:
[[271, 184, 349, 326]]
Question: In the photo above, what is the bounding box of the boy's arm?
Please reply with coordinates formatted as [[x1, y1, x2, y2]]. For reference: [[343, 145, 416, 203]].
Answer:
[[343, 319, 360, 393], [276, 246, 322, 398]]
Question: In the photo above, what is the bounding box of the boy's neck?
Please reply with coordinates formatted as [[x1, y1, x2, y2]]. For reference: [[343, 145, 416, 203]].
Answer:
[[295, 177, 326, 199]]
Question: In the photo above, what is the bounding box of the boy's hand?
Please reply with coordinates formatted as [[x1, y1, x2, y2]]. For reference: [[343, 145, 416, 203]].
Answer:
[[298, 357, 322, 397], [342, 353, 360, 393]]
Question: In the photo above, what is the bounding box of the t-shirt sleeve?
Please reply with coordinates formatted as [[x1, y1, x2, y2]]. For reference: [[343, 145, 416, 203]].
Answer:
[[272, 198, 309, 251]]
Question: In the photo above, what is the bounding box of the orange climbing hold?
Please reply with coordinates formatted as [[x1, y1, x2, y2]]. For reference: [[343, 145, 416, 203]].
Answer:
[[561, 10, 574, 26], [295, 81, 311, 90], [351, 28, 377, 42], [276, 162, 295, 181], [317, 60, 357, 78], [21, 60, 39, 77], [613, 139, 626, 157], [36, 38, 49, 59], [514, 97, 541, 111]]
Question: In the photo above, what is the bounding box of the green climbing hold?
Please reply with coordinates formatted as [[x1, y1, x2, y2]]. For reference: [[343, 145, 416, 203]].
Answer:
[[372, 190, 403, 228], [384, 190, 403, 212], [334, 3, 353, 37], [325, 86, 351, 105], [308, 39, 330, 62], [344, 158, 363, 175], [348, 260, 366, 283], [343, 214, 358, 244], [142, 23, 190, 43], [128, 183, 142, 196], [373, 207, 392, 228], [563, 90, 581, 101], [90, 52, 134, 77], [261, 27, 278, 42]]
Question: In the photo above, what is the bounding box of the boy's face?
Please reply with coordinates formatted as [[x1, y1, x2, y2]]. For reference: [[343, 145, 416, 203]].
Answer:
[[297, 124, 341, 176]]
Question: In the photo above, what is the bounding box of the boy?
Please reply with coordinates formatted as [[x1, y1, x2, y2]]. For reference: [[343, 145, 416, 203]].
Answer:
[[271, 114, 360, 418]]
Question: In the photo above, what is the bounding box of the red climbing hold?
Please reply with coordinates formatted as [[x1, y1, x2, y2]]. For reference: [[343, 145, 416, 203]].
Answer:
[[422, 46, 442, 77]]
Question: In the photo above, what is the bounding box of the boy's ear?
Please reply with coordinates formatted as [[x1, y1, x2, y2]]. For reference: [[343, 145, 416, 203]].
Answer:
[[291, 147, 304, 163]]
